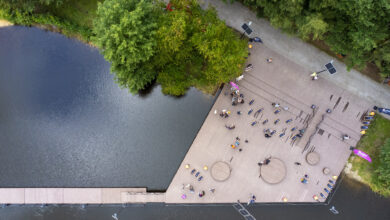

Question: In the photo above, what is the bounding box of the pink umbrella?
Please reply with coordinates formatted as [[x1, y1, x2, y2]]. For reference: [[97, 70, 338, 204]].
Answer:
[[353, 149, 372, 163], [230, 82, 239, 90]]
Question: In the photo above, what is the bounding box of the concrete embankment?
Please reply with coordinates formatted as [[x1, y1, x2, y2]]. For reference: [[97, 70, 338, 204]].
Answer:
[[0, 188, 165, 204]]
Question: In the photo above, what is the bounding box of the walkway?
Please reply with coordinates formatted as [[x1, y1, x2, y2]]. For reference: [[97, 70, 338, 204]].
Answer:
[[0, 188, 165, 204], [200, 0, 390, 108]]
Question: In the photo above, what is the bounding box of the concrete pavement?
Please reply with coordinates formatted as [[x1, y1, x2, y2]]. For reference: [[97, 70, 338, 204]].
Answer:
[[165, 45, 372, 203], [200, 0, 390, 108]]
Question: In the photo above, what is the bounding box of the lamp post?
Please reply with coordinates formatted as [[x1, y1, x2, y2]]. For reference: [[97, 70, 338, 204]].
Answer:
[[240, 21, 253, 39], [311, 60, 337, 80]]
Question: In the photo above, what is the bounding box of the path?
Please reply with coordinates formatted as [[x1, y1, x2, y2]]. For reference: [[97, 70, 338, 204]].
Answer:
[[200, 0, 390, 108], [0, 188, 165, 204]]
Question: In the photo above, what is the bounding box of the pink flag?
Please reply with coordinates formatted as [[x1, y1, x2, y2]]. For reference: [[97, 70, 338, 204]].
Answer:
[[353, 149, 372, 163], [230, 82, 239, 90]]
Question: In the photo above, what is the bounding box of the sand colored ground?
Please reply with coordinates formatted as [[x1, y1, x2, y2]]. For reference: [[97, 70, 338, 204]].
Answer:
[[0, 19, 12, 27]]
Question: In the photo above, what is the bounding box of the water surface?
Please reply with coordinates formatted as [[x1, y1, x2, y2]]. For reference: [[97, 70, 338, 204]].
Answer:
[[0, 26, 214, 189]]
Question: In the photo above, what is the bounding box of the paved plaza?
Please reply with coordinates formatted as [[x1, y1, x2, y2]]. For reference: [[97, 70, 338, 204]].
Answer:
[[165, 44, 373, 204]]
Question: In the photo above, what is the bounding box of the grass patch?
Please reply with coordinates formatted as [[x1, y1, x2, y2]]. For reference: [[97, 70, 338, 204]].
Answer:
[[351, 114, 390, 197], [48, 0, 101, 29]]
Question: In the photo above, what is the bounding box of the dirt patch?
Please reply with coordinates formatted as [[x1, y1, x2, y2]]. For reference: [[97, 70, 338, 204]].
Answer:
[[0, 19, 13, 27]]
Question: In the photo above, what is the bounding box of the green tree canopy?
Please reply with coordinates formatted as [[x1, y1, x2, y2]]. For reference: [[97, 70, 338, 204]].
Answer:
[[93, 0, 159, 93], [155, 0, 247, 95]]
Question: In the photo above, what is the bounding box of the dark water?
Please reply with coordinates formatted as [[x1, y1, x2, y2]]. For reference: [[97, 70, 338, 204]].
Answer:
[[0, 26, 389, 220], [0, 26, 214, 189]]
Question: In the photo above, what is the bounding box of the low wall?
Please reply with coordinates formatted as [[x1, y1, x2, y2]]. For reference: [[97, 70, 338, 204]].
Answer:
[[0, 188, 166, 204]]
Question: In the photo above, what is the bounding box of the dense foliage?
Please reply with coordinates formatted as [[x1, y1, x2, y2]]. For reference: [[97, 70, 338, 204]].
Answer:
[[226, 0, 390, 78], [94, 0, 247, 95], [93, 0, 159, 93], [352, 115, 390, 197], [154, 0, 247, 95]]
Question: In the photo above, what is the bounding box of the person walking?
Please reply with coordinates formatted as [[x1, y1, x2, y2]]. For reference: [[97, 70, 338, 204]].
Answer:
[[247, 194, 256, 205]]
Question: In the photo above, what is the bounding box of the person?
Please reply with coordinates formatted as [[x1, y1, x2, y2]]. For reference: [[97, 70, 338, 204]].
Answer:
[[247, 194, 256, 205], [209, 188, 215, 193], [237, 111, 241, 115], [199, 191, 205, 197], [253, 37, 263, 43], [266, 58, 272, 63], [272, 102, 280, 108], [311, 72, 318, 80], [236, 75, 244, 82], [343, 134, 350, 140], [258, 162, 263, 166], [265, 159, 271, 165], [294, 162, 301, 165], [245, 64, 253, 72]]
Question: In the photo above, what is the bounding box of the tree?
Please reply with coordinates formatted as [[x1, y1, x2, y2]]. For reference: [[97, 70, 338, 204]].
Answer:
[[191, 20, 247, 84], [93, 0, 159, 93], [296, 14, 328, 40], [155, 0, 247, 95]]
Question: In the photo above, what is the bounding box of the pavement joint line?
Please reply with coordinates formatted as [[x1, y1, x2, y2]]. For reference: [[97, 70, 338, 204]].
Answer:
[[245, 73, 313, 109], [239, 83, 309, 119]]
